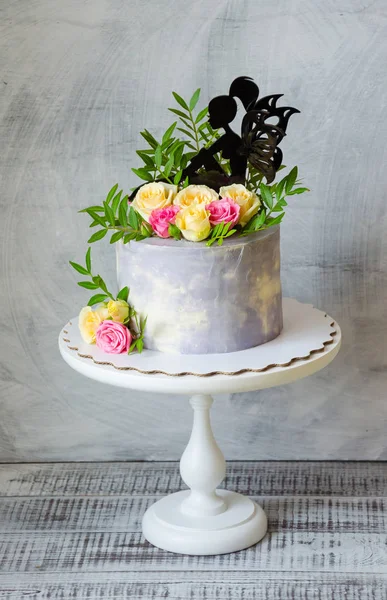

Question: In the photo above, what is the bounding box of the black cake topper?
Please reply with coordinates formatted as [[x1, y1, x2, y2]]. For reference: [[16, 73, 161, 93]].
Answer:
[[183, 76, 300, 188]]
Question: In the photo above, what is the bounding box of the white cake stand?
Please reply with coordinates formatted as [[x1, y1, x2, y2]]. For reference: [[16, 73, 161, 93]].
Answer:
[[59, 298, 341, 556]]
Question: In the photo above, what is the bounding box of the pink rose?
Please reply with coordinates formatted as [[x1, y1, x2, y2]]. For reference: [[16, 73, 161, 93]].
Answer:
[[95, 320, 132, 354], [206, 197, 240, 227], [149, 205, 180, 238]]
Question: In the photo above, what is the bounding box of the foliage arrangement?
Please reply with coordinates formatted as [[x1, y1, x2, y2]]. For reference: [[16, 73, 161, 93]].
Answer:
[[76, 88, 308, 249], [70, 247, 146, 353], [132, 89, 221, 187]]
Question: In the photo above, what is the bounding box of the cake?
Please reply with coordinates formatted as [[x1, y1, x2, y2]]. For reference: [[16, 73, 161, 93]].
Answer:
[[117, 227, 282, 354], [70, 76, 308, 356]]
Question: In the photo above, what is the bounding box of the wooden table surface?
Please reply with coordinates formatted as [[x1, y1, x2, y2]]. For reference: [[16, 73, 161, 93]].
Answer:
[[0, 461, 386, 599]]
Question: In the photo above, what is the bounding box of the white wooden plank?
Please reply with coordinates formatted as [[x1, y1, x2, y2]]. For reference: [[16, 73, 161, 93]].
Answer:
[[0, 495, 385, 534], [0, 571, 386, 600], [1, 530, 387, 574], [1, 461, 386, 497]]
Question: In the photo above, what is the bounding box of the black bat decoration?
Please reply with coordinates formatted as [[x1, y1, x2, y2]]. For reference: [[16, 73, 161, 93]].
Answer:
[[183, 76, 300, 187]]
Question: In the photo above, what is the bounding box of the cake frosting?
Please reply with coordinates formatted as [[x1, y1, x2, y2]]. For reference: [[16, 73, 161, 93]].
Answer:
[[117, 226, 282, 354]]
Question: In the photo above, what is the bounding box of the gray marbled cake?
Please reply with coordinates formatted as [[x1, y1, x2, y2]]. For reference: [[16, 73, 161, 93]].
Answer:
[[116, 226, 282, 354]]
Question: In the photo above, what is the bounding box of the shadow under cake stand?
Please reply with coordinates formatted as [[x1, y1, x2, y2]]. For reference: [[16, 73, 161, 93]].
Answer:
[[59, 298, 341, 556]]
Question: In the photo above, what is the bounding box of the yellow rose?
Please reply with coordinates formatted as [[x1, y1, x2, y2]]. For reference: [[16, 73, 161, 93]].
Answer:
[[132, 182, 177, 222], [96, 303, 109, 321], [78, 306, 104, 344], [107, 299, 129, 323], [219, 184, 261, 227], [175, 204, 211, 242], [174, 185, 218, 209]]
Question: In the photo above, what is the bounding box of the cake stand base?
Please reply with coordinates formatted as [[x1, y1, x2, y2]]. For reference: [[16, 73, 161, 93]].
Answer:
[[142, 489, 267, 555]]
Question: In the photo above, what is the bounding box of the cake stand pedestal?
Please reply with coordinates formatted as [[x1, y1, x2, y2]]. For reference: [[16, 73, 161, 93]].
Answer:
[[59, 298, 341, 555]]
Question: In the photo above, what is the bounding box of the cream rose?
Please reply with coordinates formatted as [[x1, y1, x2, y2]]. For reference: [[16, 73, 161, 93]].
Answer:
[[174, 185, 218, 209], [219, 184, 261, 227], [175, 204, 211, 242], [79, 305, 106, 344], [107, 299, 129, 323], [132, 182, 177, 222], [96, 304, 109, 321]]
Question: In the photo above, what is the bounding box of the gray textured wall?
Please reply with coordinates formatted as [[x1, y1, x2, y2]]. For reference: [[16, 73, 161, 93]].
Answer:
[[1, 0, 387, 461]]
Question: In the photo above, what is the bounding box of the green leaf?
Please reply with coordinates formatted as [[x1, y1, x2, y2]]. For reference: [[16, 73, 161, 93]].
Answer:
[[78, 205, 105, 213], [136, 150, 154, 167], [211, 223, 222, 238], [111, 190, 123, 214], [88, 229, 107, 243], [124, 232, 137, 244], [167, 138, 182, 154], [287, 187, 310, 195], [225, 228, 237, 237], [198, 121, 209, 132], [94, 275, 112, 297], [118, 197, 128, 226], [168, 107, 189, 119], [69, 261, 89, 276], [180, 117, 195, 131], [198, 127, 210, 143], [275, 177, 286, 199], [140, 129, 158, 149], [110, 230, 124, 244], [162, 122, 177, 144], [161, 139, 175, 153], [243, 210, 266, 233], [136, 339, 144, 353], [181, 154, 188, 169], [173, 143, 185, 167], [132, 168, 153, 182], [221, 224, 230, 236], [260, 183, 273, 210], [104, 201, 115, 226], [87, 210, 106, 227], [174, 170, 183, 185], [168, 223, 182, 240], [141, 221, 153, 236], [117, 286, 129, 302], [189, 88, 201, 111], [78, 281, 99, 290], [85, 248, 91, 273], [164, 154, 174, 178], [106, 183, 118, 204], [177, 127, 196, 141], [266, 213, 285, 226], [285, 166, 298, 194], [87, 293, 108, 306], [128, 206, 139, 230], [128, 339, 138, 354], [195, 106, 208, 123], [154, 145, 162, 169], [183, 176, 189, 188], [256, 210, 267, 228], [172, 91, 189, 111]]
